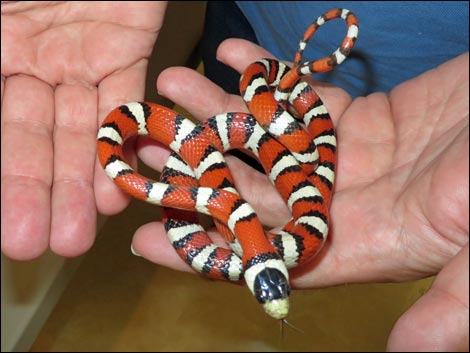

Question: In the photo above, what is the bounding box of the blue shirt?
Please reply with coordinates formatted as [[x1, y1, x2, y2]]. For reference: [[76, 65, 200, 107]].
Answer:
[[236, 1, 469, 97]]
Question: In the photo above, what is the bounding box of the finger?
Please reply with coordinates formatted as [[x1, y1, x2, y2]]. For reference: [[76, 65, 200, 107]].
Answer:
[[156, 66, 248, 121], [216, 38, 276, 73], [332, 93, 396, 191], [387, 244, 469, 351], [50, 83, 98, 257], [1, 75, 54, 260], [94, 59, 149, 215], [131, 221, 227, 274]]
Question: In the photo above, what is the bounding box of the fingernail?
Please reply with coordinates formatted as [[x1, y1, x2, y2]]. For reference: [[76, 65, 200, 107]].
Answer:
[[130, 244, 141, 257]]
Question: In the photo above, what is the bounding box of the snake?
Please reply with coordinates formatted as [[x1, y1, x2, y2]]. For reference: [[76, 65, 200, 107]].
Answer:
[[97, 8, 358, 320]]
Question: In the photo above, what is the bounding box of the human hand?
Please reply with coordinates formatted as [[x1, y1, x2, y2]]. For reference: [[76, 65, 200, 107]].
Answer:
[[131, 39, 468, 351], [1, 1, 166, 260]]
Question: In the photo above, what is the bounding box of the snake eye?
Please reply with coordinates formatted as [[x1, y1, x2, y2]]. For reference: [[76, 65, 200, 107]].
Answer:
[[253, 267, 291, 304]]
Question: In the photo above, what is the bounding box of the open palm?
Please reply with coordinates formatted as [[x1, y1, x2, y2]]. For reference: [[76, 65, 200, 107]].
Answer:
[[1, 1, 166, 259], [132, 40, 469, 351]]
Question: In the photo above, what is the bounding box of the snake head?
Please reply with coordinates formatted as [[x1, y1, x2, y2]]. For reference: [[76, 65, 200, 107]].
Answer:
[[255, 267, 291, 319], [245, 264, 291, 320]]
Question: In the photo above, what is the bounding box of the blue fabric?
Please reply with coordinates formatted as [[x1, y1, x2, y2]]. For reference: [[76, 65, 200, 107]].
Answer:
[[236, 1, 469, 97], [202, 1, 259, 95]]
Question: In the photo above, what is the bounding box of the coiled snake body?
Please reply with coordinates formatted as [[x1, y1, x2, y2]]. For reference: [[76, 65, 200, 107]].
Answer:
[[97, 8, 358, 319]]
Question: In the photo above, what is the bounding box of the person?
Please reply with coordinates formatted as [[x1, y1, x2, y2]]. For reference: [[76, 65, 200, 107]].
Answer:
[[1, 1, 468, 351]]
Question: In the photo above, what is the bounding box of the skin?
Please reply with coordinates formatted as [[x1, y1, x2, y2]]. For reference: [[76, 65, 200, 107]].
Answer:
[[1, 1, 165, 258], [1, 2, 468, 351]]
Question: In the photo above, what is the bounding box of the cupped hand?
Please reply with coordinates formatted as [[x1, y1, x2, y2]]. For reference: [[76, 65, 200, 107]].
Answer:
[[1, 1, 166, 259], [132, 39, 468, 351]]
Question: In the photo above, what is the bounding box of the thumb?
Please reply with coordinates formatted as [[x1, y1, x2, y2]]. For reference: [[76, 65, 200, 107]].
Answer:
[[387, 244, 469, 351]]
